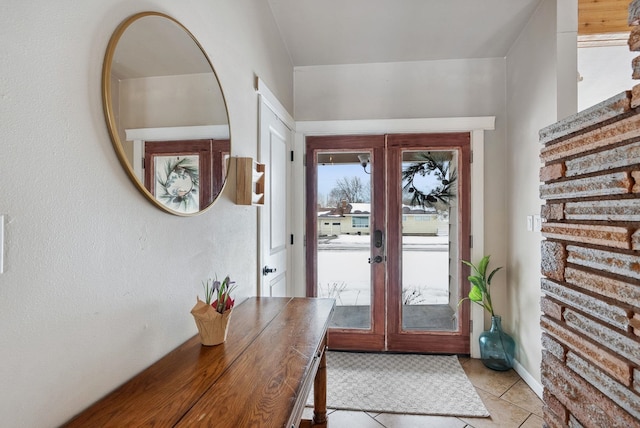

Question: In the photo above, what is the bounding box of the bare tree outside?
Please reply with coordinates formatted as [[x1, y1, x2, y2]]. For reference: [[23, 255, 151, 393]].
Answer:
[[327, 176, 370, 206]]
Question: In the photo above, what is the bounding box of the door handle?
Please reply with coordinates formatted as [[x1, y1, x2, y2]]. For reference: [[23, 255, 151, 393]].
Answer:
[[368, 255, 383, 264], [262, 266, 276, 276]]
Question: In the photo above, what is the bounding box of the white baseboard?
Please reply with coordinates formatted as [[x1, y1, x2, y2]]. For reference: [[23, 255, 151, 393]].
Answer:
[[513, 358, 543, 399]]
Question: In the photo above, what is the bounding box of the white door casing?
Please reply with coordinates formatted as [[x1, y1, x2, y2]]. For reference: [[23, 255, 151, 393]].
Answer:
[[257, 81, 294, 297]]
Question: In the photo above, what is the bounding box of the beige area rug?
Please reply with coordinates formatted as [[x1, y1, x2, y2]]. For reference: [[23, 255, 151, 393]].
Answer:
[[308, 351, 490, 417]]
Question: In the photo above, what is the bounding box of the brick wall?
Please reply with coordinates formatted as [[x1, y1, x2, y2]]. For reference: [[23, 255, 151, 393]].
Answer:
[[539, 91, 640, 428]]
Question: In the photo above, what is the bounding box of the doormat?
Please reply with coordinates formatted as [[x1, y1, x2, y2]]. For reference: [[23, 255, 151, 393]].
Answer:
[[307, 351, 490, 417]]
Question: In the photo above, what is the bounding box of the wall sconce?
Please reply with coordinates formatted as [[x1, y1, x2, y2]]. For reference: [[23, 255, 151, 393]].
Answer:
[[357, 154, 371, 174]]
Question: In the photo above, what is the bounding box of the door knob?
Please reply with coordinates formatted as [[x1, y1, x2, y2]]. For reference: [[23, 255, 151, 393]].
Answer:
[[262, 266, 276, 276], [368, 256, 383, 264]]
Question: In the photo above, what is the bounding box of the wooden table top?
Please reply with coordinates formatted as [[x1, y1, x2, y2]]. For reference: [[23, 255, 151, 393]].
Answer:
[[63, 297, 335, 427]]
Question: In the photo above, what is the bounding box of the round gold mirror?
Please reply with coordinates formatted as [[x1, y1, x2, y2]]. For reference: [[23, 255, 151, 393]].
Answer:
[[102, 12, 230, 215]]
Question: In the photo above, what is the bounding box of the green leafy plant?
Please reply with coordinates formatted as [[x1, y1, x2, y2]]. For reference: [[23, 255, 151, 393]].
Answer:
[[459, 255, 502, 316], [202, 275, 237, 314]]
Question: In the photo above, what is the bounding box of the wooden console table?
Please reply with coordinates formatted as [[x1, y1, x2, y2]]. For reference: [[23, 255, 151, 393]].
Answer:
[[63, 297, 335, 427]]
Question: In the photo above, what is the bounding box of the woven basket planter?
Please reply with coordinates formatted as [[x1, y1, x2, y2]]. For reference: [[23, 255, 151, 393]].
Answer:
[[191, 298, 232, 346]]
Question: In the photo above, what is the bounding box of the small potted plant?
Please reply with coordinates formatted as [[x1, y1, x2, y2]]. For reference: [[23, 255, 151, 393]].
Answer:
[[460, 255, 515, 371], [191, 275, 237, 346]]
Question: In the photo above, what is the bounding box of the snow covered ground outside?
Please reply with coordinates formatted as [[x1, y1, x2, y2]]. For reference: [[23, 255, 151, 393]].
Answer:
[[317, 234, 451, 306]]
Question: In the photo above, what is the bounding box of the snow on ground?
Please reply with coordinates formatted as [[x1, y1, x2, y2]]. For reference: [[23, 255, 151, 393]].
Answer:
[[317, 234, 451, 305]]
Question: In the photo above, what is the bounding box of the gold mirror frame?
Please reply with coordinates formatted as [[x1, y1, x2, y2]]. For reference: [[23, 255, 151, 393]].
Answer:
[[102, 12, 231, 216]]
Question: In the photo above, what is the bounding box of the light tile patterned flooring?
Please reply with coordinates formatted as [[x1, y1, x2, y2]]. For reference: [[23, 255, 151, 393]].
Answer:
[[304, 357, 544, 427]]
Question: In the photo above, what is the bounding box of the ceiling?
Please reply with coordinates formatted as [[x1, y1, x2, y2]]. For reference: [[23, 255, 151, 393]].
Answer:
[[267, 0, 632, 67], [111, 1, 632, 79], [266, 0, 543, 67]]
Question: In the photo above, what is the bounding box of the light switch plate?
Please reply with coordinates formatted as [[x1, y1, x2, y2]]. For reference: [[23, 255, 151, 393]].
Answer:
[[526, 215, 533, 232], [534, 214, 542, 232]]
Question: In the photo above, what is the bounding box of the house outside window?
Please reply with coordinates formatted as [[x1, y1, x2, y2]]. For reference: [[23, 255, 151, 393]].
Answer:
[[352, 216, 369, 228]]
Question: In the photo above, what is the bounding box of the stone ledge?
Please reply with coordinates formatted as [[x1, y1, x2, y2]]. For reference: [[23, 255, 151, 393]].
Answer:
[[542, 351, 636, 425], [542, 332, 566, 361], [564, 309, 640, 367], [541, 317, 631, 385], [566, 352, 640, 420], [541, 406, 566, 428], [565, 267, 640, 308], [541, 278, 629, 330], [539, 171, 632, 200], [564, 199, 640, 222], [542, 223, 632, 249], [539, 92, 631, 145], [565, 141, 640, 177], [543, 389, 568, 424], [540, 113, 640, 163], [566, 245, 640, 281]]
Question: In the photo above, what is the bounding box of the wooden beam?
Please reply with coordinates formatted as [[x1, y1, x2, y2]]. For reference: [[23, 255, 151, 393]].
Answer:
[[578, 0, 631, 35]]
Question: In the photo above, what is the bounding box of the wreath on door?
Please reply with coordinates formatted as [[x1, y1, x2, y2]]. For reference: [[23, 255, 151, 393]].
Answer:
[[401, 152, 457, 208], [156, 157, 200, 211]]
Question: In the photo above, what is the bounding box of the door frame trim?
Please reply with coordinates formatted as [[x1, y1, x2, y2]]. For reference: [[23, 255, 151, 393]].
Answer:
[[256, 78, 295, 130], [256, 78, 295, 296], [293, 117, 495, 357]]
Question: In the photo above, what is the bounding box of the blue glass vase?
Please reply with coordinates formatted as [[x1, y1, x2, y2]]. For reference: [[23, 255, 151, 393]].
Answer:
[[479, 315, 515, 371]]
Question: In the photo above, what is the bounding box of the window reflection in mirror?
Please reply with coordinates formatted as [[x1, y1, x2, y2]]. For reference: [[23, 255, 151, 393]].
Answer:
[[103, 12, 230, 215]]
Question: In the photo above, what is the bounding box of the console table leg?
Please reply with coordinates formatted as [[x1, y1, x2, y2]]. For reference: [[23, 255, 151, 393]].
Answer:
[[312, 345, 328, 427]]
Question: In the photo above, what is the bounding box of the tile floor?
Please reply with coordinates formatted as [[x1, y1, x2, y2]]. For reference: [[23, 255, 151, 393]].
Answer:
[[303, 357, 544, 427]]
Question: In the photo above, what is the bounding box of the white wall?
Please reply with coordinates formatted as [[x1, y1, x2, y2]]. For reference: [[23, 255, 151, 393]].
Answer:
[[578, 44, 637, 110], [120, 73, 228, 128], [505, 0, 576, 386], [0, 1, 292, 426], [295, 59, 506, 121]]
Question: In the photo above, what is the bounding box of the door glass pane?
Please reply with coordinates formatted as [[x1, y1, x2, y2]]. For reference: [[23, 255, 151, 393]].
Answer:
[[315, 151, 372, 329], [400, 150, 458, 331]]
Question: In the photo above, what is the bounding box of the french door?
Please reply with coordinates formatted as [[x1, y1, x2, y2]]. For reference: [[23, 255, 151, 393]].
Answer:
[[306, 133, 471, 354]]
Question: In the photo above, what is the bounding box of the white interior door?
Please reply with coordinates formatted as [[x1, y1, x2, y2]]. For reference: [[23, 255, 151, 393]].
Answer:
[[258, 95, 291, 297]]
